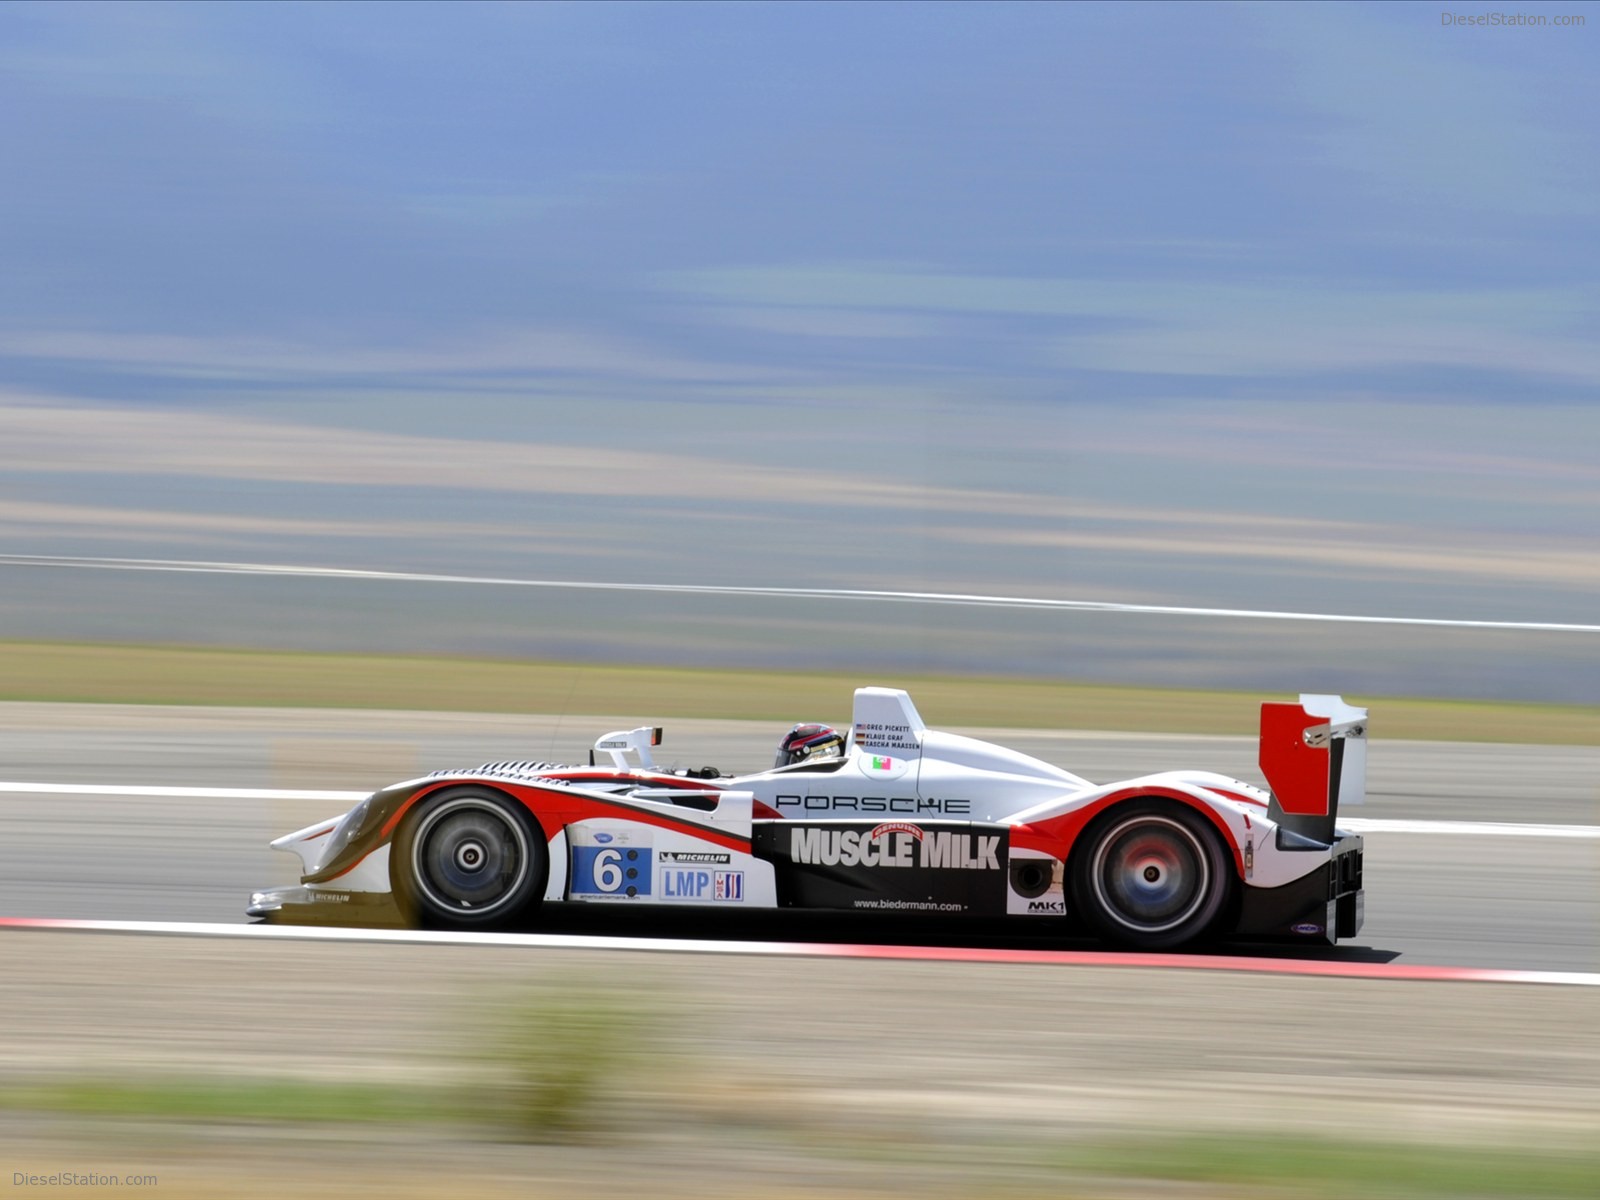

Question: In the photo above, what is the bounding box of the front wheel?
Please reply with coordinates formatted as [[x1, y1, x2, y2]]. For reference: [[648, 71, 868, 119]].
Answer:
[[392, 788, 547, 929], [1070, 801, 1231, 951]]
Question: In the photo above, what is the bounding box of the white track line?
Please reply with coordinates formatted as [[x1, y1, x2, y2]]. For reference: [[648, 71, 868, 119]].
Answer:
[[2, 554, 1596, 633], [1338, 817, 1600, 838], [0, 917, 1594, 986], [0, 781, 367, 802], [0, 780, 1595, 838]]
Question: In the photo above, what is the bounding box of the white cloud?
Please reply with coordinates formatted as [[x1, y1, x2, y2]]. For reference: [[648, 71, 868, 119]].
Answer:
[[0, 327, 785, 386], [665, 264, 1600, 382]]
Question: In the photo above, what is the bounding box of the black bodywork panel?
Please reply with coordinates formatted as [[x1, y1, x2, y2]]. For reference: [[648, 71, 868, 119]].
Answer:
[[752, 820, 1011, 917]]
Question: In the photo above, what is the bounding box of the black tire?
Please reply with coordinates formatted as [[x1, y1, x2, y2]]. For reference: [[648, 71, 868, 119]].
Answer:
[[391, 788, 547, 930], [1070, 800, 1232, 951]]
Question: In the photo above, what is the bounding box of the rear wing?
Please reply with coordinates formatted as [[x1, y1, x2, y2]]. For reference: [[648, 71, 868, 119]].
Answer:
[[1259, 694, 1367, 847]]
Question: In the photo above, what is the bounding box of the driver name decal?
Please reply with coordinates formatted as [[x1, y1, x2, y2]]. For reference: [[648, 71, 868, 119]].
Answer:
[[855, 721, 919, 754]]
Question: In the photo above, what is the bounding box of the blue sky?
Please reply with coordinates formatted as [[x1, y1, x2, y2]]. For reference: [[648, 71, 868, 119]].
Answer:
[[3, 2, 1595, 371], [1, 1, 1596, 698]]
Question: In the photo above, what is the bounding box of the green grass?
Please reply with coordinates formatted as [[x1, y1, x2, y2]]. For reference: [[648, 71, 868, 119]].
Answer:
[[2, 639, 1596, 743], [6, 1077, 1594, 1199], [1061, 1134, 1600, 1199], [1, 989, 656, 1144], [0, 1077, 442, 1125], [459, 985, 661, 1142]]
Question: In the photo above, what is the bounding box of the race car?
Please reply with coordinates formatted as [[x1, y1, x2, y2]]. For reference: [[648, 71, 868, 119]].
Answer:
[[248, 687, 1367, 950]]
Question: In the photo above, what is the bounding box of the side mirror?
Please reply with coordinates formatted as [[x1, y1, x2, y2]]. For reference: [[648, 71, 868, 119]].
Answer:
[[591, 726, 664, 770]]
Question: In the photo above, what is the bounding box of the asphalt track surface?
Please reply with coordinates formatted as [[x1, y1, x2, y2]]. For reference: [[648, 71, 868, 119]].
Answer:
[[0, 702, 1595, 973], [1, 702, 1596, 1197], [10, 552, 1600, 633]]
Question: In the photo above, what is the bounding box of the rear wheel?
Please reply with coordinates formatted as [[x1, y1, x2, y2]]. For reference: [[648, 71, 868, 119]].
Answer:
[[392, 788, 547, 929], [1070, 801, 1231, 950]]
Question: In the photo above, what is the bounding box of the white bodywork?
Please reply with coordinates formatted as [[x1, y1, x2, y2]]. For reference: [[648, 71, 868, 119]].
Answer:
[[255, 687, 1366, 947]]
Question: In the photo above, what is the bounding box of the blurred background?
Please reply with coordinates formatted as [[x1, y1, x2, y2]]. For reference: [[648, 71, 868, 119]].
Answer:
[[1, 1, 1597, 700], [1, 8, 1597, 1198]]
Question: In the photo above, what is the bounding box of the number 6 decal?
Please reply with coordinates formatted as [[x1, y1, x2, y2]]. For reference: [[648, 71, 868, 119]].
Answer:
[[593, 848, 623, 892], [570, 838, 653, 898]]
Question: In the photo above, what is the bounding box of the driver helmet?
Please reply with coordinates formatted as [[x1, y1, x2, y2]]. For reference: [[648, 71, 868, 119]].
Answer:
[[774, 723, 847, 768]]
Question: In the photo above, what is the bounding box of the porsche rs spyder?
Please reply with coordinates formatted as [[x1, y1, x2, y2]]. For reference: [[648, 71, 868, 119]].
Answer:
[[248, 688, 1366, 951]]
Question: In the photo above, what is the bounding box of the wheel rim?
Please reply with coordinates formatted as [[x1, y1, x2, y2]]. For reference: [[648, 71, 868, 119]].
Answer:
[[1090, 815, 1211, 934], [409, 798, 530, 916]]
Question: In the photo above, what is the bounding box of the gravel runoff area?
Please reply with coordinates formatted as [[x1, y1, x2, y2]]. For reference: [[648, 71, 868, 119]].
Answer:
[[5, 643, 1599, 744], [0, 930, 1594, 1198]]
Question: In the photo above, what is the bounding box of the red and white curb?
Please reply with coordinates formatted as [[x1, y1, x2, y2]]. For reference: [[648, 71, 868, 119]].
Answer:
[[0, 917, 1594, 987]]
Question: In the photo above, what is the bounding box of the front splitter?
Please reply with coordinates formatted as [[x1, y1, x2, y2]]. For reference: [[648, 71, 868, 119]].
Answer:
[[247, 884, 401, 923]]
